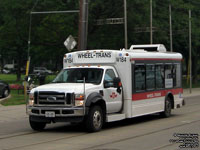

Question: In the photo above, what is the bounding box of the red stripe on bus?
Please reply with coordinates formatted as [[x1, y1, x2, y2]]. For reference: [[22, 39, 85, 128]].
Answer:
[[130, 58, 182, 61], [132, 88, 183, 101]]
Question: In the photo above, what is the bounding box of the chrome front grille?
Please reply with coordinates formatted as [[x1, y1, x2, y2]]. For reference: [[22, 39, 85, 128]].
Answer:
[[34, 91, 74, 106]]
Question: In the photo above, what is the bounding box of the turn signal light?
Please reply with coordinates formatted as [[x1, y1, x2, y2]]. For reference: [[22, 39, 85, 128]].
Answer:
[[75, 94, 85, 101]]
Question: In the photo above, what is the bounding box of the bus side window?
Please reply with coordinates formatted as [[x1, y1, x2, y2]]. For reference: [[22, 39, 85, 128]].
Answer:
[[172, 64, 177, 87], [165, 64, 173, 88], [135, 65, 145, 92], [156, 65, 164, 89], [146, 64, 155, 90], [174, 63, 181, 88]]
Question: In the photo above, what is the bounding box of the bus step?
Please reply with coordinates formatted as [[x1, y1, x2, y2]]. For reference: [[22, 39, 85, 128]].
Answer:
[[106, 113, 125, 122]]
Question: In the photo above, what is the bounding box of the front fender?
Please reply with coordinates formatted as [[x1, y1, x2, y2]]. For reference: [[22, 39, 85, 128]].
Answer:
[[85, 92, 106, 120], [85, 92, 103, 107]]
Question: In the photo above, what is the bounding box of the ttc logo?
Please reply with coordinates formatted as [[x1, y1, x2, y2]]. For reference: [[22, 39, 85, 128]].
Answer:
[[110, 92, 117, 99]]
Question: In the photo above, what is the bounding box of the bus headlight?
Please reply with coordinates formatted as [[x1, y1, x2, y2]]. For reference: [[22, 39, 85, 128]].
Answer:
[[29, 93, 34, 106], [75, 94, 84, 106]]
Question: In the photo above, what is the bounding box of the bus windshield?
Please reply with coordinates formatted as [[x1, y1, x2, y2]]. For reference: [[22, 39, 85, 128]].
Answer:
[[52, 68, 103, 84]]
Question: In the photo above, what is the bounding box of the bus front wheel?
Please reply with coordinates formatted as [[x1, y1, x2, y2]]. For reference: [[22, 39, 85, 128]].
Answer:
[[85, 105, 103, 132], [29, 117, 46, 131]]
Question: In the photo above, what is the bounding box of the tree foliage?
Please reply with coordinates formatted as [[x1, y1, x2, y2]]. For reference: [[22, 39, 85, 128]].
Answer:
[[0, 0, 199, 81]]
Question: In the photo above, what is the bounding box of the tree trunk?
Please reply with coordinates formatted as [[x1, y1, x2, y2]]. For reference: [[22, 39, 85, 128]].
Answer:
[[0, 56, 4, 73], [192, 56, 198, 83], [16, 63, 21, 81], [16, 52, 22, 81]]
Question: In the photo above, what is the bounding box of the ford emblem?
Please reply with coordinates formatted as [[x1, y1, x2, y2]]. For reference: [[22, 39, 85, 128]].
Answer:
[[47, 96, 57, 101]]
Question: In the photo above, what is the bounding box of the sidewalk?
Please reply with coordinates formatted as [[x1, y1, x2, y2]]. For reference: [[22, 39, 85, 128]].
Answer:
[[0, 104, 27, 123], [183, 88, 200, 98]]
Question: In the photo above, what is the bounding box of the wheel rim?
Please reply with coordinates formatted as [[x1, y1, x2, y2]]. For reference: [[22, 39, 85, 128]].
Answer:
[[166, 100, 171, 115], [4, 89, 9, 97], [93, 110, 102, 129]]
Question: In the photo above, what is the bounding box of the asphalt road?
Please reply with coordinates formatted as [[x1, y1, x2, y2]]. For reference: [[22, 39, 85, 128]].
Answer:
[[0, 96, 199, 150]]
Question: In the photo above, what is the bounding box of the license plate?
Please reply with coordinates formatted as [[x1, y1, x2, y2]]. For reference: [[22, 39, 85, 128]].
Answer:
[[45, 111, 55, 118]]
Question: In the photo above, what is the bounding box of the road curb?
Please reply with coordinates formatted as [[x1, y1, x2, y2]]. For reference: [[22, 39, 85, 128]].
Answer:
[[183, 88, 200, 98], [0, 94, 11, 106], [183, 94, 200, 98]]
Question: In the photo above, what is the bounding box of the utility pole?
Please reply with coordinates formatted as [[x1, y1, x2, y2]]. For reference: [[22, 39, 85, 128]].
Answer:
[[150, 0, 153, 44], [78, 0, 88, 51], [189, 9, 192, 93], [169, 4, 173, 52], [124, 0, 128, 49]]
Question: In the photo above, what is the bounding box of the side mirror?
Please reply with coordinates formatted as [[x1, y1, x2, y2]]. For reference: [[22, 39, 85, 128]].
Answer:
[[104, 80, 110, 88], [113, 77, 122, 88], [28, 77, 31, 82], [25, 76, 30, 82]]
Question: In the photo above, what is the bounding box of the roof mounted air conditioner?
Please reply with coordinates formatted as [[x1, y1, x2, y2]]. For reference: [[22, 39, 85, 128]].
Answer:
[[129, 44, 167, 52]]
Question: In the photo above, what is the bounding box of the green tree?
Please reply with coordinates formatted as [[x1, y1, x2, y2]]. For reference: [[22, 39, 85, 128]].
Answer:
[[0, 0, 33, 80], [0, 0, 199, 83], [29, 0, 79, 71], [0, 0, 79, 80]]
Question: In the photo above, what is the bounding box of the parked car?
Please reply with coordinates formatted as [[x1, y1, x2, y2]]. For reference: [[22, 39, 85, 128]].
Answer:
[[0, 80, 10, 98], [3, 69, 10, 74], [33, 67, 53, 75]]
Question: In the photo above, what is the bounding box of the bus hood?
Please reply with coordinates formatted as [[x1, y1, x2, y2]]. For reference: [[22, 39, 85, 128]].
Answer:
[[31, 83, 98, 94]]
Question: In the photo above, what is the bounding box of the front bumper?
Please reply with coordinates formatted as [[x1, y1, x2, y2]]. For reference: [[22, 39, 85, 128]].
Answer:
[[27, 106, 84, 117], [29, 115, 84, 123]]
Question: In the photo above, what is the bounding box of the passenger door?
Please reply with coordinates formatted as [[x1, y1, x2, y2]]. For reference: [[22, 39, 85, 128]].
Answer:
[[103, 69, 122, 113]]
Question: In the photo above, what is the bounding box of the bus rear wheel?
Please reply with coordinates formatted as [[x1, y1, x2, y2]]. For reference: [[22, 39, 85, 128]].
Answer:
[[160, 97, 172, 118]]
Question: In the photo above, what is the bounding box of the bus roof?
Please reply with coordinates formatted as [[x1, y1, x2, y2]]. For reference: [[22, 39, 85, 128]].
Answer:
[[63, 49, 182, 68]]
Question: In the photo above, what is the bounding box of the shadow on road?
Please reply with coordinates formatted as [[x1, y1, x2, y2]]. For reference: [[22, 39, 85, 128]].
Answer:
[[43, 113, 180, 133]]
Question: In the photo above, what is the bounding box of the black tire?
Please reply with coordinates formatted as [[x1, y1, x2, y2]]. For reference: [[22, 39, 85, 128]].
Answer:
[[85, 105, 103, 132], [29, 117, 46, 131], [160, 97, 172, 118], [2, 87, 9, 98]]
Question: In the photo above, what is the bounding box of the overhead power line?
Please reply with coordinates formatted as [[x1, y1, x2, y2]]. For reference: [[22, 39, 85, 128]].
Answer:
[[31, 10, 79, 15]]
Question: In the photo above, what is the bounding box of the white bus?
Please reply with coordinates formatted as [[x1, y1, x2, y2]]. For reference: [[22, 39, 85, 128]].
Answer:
[[27, 44, 185, 132]]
